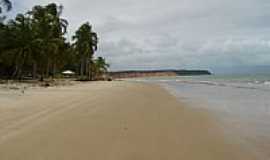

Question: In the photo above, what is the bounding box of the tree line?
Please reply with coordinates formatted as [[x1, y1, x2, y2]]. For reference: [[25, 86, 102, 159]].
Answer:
[[0, 1, 109, 81]]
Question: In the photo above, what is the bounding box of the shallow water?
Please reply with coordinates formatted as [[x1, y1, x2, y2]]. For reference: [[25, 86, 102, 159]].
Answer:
[[130, 74, 270, 159]]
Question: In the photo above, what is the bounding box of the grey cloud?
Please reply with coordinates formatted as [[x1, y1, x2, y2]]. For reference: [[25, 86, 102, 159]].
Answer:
[[10, 0, 270, 72]]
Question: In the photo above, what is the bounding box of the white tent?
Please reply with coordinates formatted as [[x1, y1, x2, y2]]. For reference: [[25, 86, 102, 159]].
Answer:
[[62, 70, 75, 75]]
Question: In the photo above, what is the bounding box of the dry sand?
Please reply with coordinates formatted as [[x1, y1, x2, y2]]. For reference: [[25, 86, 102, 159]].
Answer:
[[0, 81, 256, 160]]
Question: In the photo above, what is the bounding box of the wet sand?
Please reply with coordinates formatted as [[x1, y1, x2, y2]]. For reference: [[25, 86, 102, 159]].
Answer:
[[0, 81, 256, 160]]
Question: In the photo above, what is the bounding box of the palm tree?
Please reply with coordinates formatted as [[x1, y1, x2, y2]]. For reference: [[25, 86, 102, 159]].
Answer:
[[4, 14, 34, 79], [44, 3, 68, 78], [0, 22, 14, 77], [93, 57, 109, 80], [0, 2, 106, 81], [46, 3, 68, 35], [72, 22, 98, 80], [29, 5, 52, 80], [29, 3, 68, 80]]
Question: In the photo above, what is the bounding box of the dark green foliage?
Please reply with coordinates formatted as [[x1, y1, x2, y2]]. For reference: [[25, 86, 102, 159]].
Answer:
[[72, 22, 98, 80], [92, 57, 110, 80], [0, 2, 109, 81]]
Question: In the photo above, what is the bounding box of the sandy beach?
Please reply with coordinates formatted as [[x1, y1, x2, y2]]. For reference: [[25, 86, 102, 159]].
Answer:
[[0, 81, 256, 160]]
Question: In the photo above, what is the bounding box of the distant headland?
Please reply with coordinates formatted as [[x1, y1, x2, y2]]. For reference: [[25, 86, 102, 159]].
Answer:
[[109, 69, 212, 79]]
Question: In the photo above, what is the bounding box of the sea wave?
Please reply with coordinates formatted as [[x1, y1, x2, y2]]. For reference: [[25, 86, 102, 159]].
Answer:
[[263, 81, 270, 85], [175, 79, 270, 91], [128, 76, 270, 91]]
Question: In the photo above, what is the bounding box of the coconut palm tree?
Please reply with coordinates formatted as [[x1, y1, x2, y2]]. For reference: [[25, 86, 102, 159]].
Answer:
[[0, 22, 14, 77], [28, 5, 53, 80], [93, 57, 109, 80], [72, 22, 98, 80], [44, 3, 68, 77], [46, 3, 68, 35], [29, 3, 68, 80], [0, 2, 106, 80], [4, 14, 35, 79]]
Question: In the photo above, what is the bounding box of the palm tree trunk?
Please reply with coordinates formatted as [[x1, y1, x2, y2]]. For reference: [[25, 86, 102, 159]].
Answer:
[[18, 50, 27, 80], [40, 73, 44, 81], [12, 50, 24, 80], [52, 62, 56, 78], [12, 63, 19, 79], [80, 57, 84, 77], [46, 59, 50, 78], [89, 62, 93, 81], [86, 59, 90, 80], [40, 68, 45, 82], [32, 61, 37, 79]]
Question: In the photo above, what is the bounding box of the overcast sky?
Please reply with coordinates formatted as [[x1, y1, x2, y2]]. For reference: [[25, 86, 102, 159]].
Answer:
[[8, 0, 270, 72]]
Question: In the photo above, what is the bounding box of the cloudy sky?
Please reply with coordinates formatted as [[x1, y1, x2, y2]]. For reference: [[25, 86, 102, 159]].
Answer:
[[8, 0, 270, 72]]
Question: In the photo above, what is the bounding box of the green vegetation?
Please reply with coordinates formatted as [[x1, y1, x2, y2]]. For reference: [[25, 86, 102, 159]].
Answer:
[[72, 22, 98, 81], [0, 2, 109, 81], [93, 57, 110, 80]]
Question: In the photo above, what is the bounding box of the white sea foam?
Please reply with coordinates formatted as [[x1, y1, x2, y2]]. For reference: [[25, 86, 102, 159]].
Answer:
[[263, 81, 270, 85]]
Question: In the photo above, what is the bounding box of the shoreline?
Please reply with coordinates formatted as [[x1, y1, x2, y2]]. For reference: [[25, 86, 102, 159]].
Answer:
[[158, 78, 270, 159], [0, 81, 256, 159]]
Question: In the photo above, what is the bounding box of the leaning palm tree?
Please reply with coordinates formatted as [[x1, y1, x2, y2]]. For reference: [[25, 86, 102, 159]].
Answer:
[[29, 3, 68, 80], [44, 3, 68, 77], [72, 22, 98, 80], [46, 3, 68, 35], [28, 5, 53, 80]]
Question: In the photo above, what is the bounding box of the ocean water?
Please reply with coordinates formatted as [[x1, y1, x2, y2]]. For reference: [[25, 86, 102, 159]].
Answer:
[[131, 74, 270, 159]]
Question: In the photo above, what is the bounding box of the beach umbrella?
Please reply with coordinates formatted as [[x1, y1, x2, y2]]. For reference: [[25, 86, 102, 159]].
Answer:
[[62, 70, 75, 75]]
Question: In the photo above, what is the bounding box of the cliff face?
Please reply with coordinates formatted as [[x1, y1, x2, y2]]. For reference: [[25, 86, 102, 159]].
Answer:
[[109, 70, 211, 79]]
